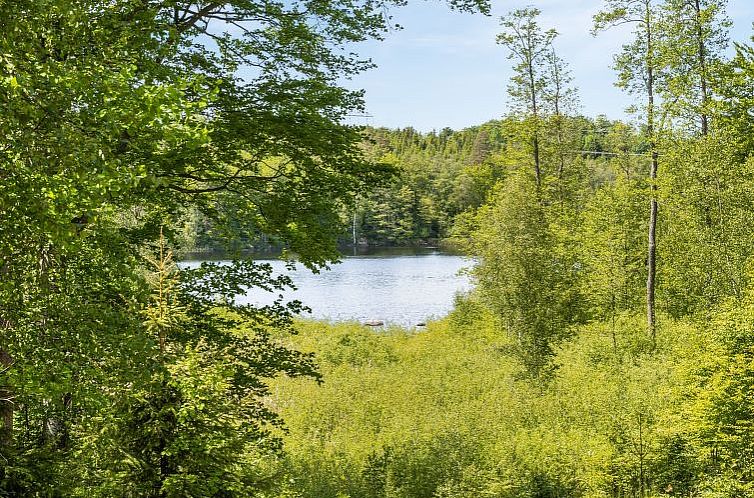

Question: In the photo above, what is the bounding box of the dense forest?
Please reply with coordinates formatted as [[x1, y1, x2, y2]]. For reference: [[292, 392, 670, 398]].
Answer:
[[180, 122, 512, 251], [2, 0, 754, 497]]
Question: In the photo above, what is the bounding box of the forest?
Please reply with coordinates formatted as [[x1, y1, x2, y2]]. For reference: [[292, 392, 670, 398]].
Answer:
[[2, 0, 754, 496], [182, 117, 620, 251]]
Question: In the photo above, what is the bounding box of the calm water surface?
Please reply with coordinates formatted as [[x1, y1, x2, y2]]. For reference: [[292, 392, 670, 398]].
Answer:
[[183, 249, 473, 327]]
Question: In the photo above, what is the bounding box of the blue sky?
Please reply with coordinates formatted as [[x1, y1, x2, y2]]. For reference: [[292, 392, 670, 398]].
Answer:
[[342, 0, 754, 132]]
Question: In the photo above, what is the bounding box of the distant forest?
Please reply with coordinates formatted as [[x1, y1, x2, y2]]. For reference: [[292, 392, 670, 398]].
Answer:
[[182, 116, 632, 251]]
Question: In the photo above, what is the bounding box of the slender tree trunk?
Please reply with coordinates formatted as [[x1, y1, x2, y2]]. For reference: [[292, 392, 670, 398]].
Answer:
[[647, 158, 658, 346], [528, 61, 542, 188], [645, 5, 658, 347], [532, 133, 541, 187], [694, 0, 709, 135], [556, 123, 565, 181], [0, 347, 13, 447], [551, 45, 566, 182]]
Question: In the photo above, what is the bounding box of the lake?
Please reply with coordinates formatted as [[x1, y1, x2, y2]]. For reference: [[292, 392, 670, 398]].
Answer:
[[182, 248, 473, 327]]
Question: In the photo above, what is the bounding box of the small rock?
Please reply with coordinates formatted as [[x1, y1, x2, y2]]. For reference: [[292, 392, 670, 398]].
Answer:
[[364, 320, 384, 327], [416, 322, 426, 327]]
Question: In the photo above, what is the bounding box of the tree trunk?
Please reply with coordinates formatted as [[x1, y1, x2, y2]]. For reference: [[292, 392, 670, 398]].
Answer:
[[532, 133, 542, 188], [528, 60, 542, 188], [645, 3, 658, 347], [695, 0, 709, 135], [0, 347, 13, 447], [647, 155, 658, 346]]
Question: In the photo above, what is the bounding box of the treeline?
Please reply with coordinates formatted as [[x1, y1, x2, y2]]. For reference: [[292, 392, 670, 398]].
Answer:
[[179, 123, 510, 250], [350, 117, 624, 246], [181, 115, 637, 251], [351, 124, 506, 245], [180, 122, 508, 249]]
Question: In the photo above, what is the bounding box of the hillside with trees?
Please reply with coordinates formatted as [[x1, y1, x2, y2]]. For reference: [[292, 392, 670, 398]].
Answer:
[[182, 115, 639, 252], [350, 117, 619, 247]]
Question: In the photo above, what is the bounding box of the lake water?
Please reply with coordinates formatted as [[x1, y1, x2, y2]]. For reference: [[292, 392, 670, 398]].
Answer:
[[182, 249, 473, 327]]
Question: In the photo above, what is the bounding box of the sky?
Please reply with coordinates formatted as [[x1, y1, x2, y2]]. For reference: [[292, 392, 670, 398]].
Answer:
[[341, 0, 754, 132]]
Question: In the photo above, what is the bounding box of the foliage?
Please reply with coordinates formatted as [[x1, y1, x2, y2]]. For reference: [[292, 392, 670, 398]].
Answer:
[[466, 173, 585, 376], [267, 314, 719, 498], [4, 0, 754, 495], [0, 0, 491, 494], [269, 4, 754, 498]]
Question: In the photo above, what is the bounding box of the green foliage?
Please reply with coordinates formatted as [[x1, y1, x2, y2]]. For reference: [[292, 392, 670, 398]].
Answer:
[[715, 40, 754, 158], [467, 173, 586, 375], [70, 241, 320, 497], [267, 313, 729, 498], [579, 174, 646, 322], [4, 0, 754, 496], [496, 7, 578, 189], [659, 0, 730, 133], [350, 124, 509, 245], [659, 132, 754, 316], [497, 8, 558, 117], [266, 5, 754, 498], [0, 0, 491, 494]]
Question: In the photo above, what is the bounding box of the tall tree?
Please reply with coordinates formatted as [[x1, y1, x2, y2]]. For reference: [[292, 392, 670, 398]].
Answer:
[[467, 172, 585, 376], [659, 0, 730, 135], [542, 43, 580, 204], [497, 7, 557, 189], [0, 0, 490, 492], [594, 0, 663, 345]]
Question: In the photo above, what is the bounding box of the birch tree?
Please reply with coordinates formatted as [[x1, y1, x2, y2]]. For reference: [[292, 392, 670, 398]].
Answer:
[[660, 0, 730, 135], [594, 0, 663, 345]]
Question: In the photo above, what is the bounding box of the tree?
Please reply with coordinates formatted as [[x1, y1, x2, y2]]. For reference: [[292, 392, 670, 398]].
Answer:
[[84, 237, 320, 496], [497, 8, 579, 199], [659, 133, 754, 316], [468, 173, 584, 376], [0, 0, 491, 492], [542, 41, 579, 187], [714, 38, 754, 156], [594, 0, 663, 345], [580, 174, 647, 342], [659, 0, 730, 135], [497, 7, 557, 189]]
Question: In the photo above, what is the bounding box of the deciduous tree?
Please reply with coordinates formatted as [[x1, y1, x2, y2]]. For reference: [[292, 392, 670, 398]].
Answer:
[[594, 0, 663, 345]]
